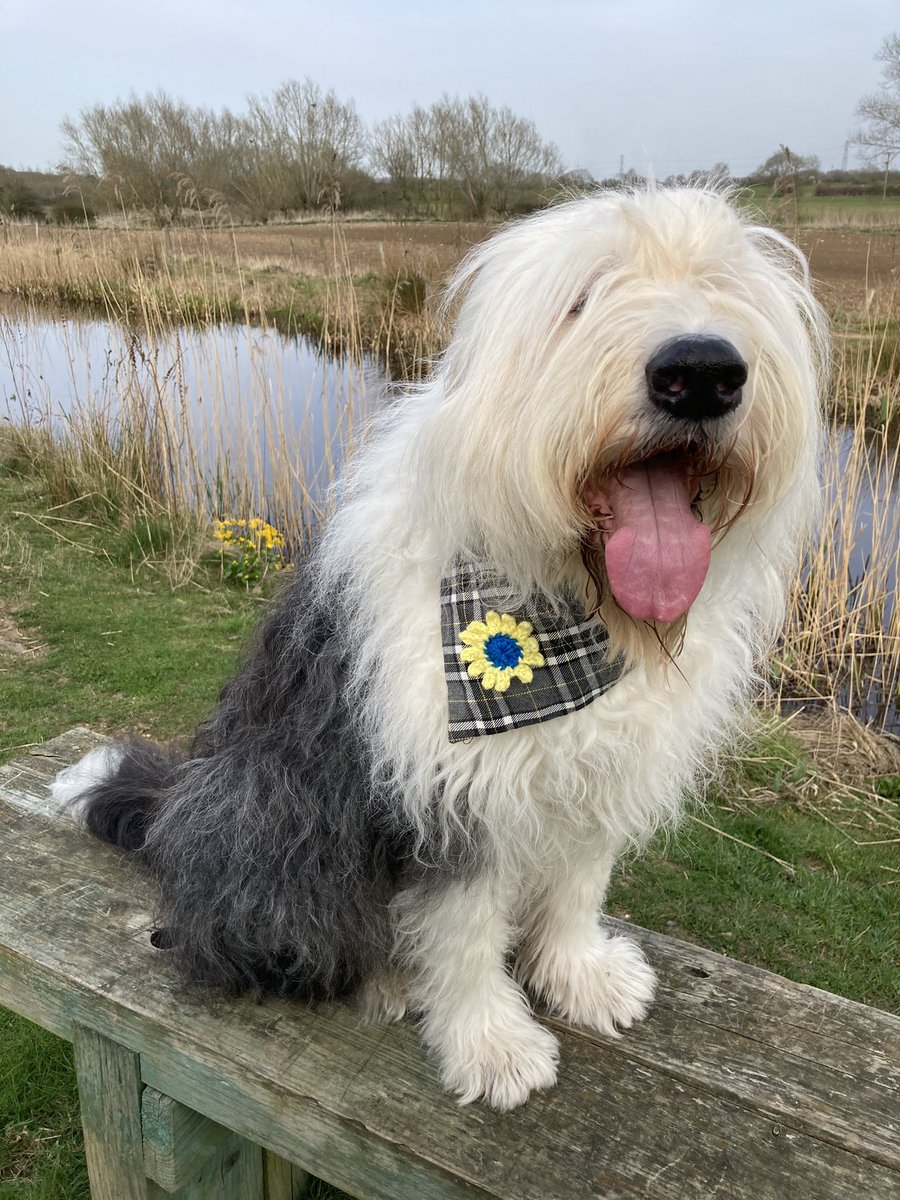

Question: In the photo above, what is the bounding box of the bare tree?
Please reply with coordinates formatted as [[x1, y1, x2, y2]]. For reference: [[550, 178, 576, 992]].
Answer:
[[370, 105, 446, 213], [59, 82, 564, 222], [374, 94, 560, 218], [247, 79, 365, 212], [753, 146, 821, 185], [60, 91, 235, 222], [855, 33, 900, 196]]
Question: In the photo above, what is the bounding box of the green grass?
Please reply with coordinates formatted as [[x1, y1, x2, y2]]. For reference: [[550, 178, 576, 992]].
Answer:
[[608, 801, 898, 1008], [741, 183, 900, 228], [0, 450, 897, 1197]]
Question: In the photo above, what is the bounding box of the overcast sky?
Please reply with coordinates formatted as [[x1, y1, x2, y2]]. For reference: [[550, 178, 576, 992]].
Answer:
[[1, 0, 896, 177]]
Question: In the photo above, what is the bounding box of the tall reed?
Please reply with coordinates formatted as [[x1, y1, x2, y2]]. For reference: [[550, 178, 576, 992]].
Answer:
[[776, 297, 900, 729], [1, 218, 898, 729]]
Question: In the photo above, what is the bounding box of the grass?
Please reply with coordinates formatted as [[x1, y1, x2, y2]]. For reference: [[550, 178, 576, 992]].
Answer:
[[1, 443, 898, 1197], [610, 747, 899, 1007], [744, 183, 900, 230], [1, 198, 899, 1195], [0, 221, 458, 378], [774, 299, 900, 727]]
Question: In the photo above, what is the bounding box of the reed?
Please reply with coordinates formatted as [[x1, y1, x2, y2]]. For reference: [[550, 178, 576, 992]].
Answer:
[[776, 294, 900, 729], [0, 220, 452, 370], [1, 219, 898, 730]]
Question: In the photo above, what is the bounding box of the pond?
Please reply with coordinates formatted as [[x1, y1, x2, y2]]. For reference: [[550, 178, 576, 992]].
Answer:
[[0, 300, 383, 538], [1, 302, 898, 732]]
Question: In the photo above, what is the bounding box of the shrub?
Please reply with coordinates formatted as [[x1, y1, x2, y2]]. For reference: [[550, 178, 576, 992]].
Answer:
[[0, 180, 43, 220], [50, 198, 96, 225]]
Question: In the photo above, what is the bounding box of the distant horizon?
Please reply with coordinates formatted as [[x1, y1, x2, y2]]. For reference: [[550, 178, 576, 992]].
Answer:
[[2, 1, 896, 177]]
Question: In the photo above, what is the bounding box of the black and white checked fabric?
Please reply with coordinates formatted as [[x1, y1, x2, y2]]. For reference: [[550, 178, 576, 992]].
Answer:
[[442, 564, 626, 742]]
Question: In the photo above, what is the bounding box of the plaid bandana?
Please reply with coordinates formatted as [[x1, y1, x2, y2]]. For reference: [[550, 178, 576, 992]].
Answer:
[[441, 564, 626, 742]]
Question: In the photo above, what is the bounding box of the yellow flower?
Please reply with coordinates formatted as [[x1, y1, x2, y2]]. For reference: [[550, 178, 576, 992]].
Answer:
[[459, 610, 545, 693]]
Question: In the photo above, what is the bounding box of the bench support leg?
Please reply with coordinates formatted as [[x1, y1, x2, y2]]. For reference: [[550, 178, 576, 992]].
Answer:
[[263, 1150, 309, 1198], [145, 1134, 264, 1199], [73, 1024, 148, 1200]]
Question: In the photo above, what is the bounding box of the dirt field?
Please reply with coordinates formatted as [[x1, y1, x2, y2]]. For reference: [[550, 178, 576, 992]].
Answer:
[[212, 221, 900, 308], [797, 229, 900, 310], [221, 221, 900, 311], [27, 219, 898, 306]]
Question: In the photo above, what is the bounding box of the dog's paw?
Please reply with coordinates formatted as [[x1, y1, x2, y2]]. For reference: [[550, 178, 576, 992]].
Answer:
[[438, 1018, 559, 1111], [357, 967, 408, 1024], [528, 935, 657, 1037]]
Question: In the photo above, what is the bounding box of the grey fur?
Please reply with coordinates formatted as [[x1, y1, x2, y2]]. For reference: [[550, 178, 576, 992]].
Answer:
[[81, 553, 482, 1000]]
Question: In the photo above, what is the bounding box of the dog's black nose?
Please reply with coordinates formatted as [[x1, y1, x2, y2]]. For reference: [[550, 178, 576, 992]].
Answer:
[[646, 335, 747, 421]]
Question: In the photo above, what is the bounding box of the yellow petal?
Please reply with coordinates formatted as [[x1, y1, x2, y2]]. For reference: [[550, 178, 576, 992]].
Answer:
[[493, 669, 512, 693], [468, 660, 486, 678], [459, 646, 480, 663], [485, 611, 502, 634], [521, 636, 540, 654], [513, 664, 533, 684], [460, 627, 488, 647], [523, 652, 545, 668], [515, 621, 533, 638], [500, 613, 516, 634], [482, 667, 498, 689]]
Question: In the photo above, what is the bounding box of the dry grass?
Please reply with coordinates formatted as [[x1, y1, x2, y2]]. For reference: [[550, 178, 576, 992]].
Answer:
[[718, 709, 900, 855], [0, 220, 460, 375], [775, 295, 900, 729], [2, 217, 899, 730]]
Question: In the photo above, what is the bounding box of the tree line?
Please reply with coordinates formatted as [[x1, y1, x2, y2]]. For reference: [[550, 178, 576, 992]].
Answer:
[[55, 81, 565, 224], [4, 33, 899, 227]]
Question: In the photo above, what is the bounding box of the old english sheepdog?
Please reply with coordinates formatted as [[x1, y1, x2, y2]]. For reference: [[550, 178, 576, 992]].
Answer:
[[53, 186, 826, 1110]]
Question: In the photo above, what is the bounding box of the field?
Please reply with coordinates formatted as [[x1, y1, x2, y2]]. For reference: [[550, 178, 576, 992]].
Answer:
[[1, 198, 900, 1198], [1, 206, 898, 358]]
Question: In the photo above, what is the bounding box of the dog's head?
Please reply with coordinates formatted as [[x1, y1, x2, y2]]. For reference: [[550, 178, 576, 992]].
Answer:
[[421, 186, 827, 659]]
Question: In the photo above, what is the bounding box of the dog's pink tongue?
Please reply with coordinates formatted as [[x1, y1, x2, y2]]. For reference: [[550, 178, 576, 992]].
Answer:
[[600, 460, 711, 623]]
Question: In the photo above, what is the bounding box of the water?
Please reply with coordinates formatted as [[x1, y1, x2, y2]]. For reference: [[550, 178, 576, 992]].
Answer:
[[0, 300, 383, 534], [1, 303, 898, 731]]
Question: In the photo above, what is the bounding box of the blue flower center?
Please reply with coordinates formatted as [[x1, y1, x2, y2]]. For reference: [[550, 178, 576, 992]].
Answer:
[[484, 632, 523, 669]]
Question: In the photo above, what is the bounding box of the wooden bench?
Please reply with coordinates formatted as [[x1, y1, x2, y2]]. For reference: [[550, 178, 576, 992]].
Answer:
[[1, 728, 898, 1200]]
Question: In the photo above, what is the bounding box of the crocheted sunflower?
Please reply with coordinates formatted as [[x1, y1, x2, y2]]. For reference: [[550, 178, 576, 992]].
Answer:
[[459, 611, 545, 693]]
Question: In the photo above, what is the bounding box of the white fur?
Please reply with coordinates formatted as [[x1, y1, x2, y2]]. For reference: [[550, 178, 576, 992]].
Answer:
[[50, 745, 125, 823], [327, 186, 825, 1108], [59, 187, 825, 1110]]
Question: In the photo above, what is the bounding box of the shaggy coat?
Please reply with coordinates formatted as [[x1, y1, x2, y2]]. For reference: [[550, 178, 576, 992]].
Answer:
[[54, 186, 826, 1110]]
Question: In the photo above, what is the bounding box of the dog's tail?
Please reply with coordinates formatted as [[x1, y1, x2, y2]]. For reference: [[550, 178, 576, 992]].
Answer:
[[51, 740, 178, 854]]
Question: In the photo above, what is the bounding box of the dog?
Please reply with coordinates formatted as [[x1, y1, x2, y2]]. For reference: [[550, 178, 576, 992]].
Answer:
[[52, 185, 826, 1110]]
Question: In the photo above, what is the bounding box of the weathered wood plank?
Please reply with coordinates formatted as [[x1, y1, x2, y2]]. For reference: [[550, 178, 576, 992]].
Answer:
[[263, 1150, 309, 1200], [145, 1133, 263, 1200], [0, 726, 108, 818], [72, 1023, 147, 1200], [1, 796, 898, 1200], [142, 1087, 232, 1191], [566, 919, 900, 1171]]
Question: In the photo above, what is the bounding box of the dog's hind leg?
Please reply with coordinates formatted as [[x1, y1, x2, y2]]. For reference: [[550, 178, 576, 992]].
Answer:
[[356, 963, 409, 1024], [516, 843, 657, 1037], [396, 875, 559, 1111]]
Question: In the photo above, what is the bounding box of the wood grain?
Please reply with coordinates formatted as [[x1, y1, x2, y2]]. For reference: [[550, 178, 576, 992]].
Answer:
[[72, 1023, 147, 1200], [145, 1134, 263, 1200], [142, 1087, 231, 1191], [263, 1150, 309, 1200], [2, 734, 899, 1200]]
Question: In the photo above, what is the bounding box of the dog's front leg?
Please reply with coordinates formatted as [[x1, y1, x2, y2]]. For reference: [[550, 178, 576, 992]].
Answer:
[[516, 844, 657, 1036], [397, 875, 559, 1111]]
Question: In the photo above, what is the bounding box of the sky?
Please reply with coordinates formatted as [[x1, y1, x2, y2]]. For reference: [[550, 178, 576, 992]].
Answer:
[[1, 0, 896, 178]]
